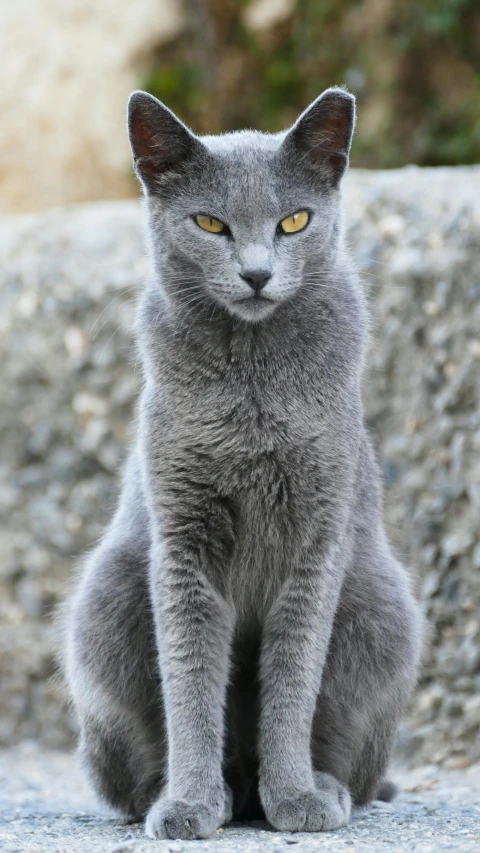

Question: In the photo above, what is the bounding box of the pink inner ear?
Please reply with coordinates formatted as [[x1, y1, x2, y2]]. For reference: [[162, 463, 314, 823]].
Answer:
[[324, 109, 351, 150], [292, 94, 354, 180], [129, 96, 197, 179], [130, 114, 172, 177], [130, 113, 159, 160], [310, 100, 352, 157]]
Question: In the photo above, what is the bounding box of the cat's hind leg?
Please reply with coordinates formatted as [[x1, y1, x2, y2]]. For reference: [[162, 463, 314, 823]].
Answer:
[[79, 713, 164, 820], [311, 555, 422, 809], [63, 514, 166, 818]]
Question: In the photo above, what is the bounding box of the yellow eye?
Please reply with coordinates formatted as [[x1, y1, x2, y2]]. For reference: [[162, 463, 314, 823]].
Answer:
[[279, 210, 309, 234], [195, 215, 226, 234]]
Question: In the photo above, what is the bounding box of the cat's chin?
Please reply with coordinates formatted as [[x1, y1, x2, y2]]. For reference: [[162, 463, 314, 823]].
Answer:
[[226, 296, 279, 323]]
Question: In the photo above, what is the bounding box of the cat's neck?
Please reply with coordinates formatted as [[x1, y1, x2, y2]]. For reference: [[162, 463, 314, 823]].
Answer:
[[139, 275, 330, 363], [137, 254, 364, 391]]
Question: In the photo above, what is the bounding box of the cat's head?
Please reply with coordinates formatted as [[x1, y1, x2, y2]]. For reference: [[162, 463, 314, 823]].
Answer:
[[128, 88, 355, 323]]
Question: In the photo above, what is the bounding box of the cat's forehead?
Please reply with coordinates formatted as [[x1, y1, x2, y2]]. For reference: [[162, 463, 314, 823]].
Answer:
[[196, 129, 288, 211], [200, 128, 284, 158]]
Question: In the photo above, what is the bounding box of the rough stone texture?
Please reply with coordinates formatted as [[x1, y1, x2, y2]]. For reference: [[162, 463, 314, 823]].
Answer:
[[1, 742, 480, 852], [0, 202, 146, 746], [346, 167, 480, 767], [1, 167, 479, 765]]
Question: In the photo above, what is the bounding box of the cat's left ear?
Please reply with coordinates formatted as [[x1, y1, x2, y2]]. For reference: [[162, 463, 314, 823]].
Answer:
[[283, 88, 355, 185], [128, 91, 202, 188]]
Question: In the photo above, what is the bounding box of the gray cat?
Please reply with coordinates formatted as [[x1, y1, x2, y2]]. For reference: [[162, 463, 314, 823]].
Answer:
[[63, 87, 423, 840]]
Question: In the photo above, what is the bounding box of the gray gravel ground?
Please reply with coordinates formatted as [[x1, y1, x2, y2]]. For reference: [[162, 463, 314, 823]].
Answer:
[[1, 743, 479, 853]]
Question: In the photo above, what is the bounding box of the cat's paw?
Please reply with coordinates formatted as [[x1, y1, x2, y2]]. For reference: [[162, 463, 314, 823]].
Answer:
[[263, 774, 351, 833], [145, 799, 219, 840], [145, 785, 232, 840]]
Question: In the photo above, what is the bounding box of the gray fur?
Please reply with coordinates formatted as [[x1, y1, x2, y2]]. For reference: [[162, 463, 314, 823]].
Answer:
[[63, 88, 423, 840]]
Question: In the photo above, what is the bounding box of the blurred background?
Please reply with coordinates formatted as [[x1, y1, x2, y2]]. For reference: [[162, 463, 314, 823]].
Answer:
[[1, 0, 479, 214], [1, 0, 480, 777]]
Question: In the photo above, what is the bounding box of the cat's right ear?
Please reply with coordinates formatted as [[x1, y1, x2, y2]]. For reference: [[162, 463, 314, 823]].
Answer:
[[128, 91, 200, 188], [282, 88, 355, 186]]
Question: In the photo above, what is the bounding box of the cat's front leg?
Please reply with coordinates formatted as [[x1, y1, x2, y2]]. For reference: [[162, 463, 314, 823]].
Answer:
[[145, 535, 235, 840], [259, 541, 351, 833]]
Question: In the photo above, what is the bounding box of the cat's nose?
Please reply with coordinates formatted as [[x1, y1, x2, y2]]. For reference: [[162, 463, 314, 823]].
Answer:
[[240, 269, 272, 293]]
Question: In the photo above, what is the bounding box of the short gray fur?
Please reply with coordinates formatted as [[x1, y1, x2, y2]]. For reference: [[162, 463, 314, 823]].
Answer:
[[63, 88, 423, 841]]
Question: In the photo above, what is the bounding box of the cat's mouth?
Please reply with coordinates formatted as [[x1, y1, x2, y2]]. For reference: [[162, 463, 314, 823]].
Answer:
[[228, 293, 278, 322], [235, 295, 274, 305]]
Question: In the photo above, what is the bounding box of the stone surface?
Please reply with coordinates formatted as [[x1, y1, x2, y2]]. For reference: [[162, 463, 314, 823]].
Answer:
[[1, 166, 480, 764], [1, 742, 480, 852]]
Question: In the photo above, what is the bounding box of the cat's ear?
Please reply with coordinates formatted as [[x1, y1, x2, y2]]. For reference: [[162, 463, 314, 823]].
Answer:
[[283, 88, 355, 185], [128, 91, 201, 186]]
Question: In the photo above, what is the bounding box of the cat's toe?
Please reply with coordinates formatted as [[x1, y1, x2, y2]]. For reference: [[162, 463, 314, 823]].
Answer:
[[266, 776, 351, 833], [268, 793, 313, 832], [145, 798, 221, 840], [312, 772, 352, 829]]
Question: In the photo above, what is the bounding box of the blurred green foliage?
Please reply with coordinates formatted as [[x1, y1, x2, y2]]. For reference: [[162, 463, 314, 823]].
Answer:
[[142, 0, 480, 167]]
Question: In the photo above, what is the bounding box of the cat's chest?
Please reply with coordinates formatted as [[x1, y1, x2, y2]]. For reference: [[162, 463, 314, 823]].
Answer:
[[159, 322, 326, 465], [154, 352, 329, 524], [191, 374, 312, 461], [185, 377, 324, 515]]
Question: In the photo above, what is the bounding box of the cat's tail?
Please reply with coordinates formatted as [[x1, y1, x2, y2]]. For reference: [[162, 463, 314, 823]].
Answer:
[[376, 779, 399, 802]]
